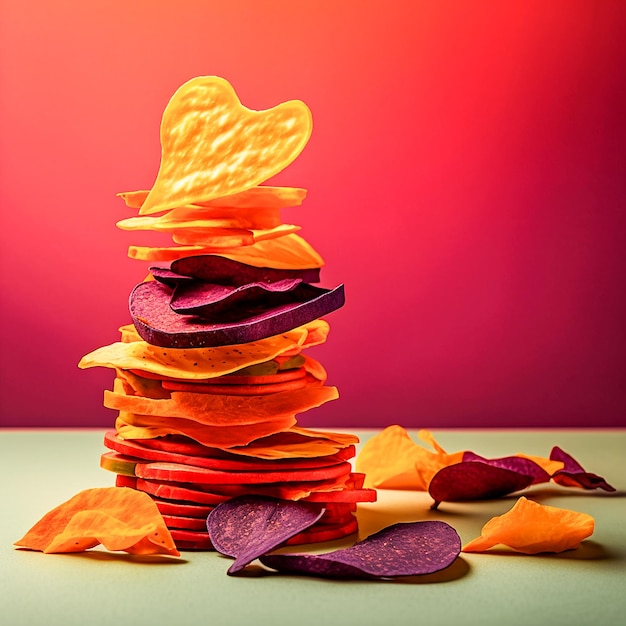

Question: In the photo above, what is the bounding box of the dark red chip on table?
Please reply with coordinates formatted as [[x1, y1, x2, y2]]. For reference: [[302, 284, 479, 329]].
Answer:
[[133, 460, 353, 485], [462, 451, 551, 485], [260, 521, 461, 579], [207, 495, 325, 574], [129, 279, 345, 348], [550, 446, 616, 491], [104, 432, 354, 471], [428, 461, 536, 509], [164, 255, 320, 286]]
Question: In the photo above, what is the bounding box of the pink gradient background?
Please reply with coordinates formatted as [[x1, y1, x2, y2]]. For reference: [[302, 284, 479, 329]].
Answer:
[[1, 1, 624, 428]]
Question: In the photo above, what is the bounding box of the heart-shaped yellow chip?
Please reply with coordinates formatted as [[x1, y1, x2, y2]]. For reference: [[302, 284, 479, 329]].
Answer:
[[140, 77, 313, 215]]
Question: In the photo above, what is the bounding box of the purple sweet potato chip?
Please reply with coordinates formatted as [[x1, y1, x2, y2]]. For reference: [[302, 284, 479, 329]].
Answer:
[[260, 521, 461, 579], [462, 451, 551, 485], [207, 495, 324, 575], [550, 446, 616, 492], [428, 461, 535, 509], [170, 255, 320, 285], [129, 280, 345, 348], [150, 266, 196, 287], [169, 278, 304, 317]]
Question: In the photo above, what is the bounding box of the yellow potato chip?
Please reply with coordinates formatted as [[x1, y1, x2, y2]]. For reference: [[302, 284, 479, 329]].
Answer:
[[118, 185, 307, 211], [116, 206, 283, 232], [78, 320, 329, 380], [138, 77, 312, 215], [127, 233, 324, 268], [170, 224, 300, 247]]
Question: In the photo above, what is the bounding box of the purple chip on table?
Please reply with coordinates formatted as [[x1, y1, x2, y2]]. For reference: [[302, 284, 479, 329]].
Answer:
[[207, 495, 324, 575], [550, 446, 616, 492], [260, 521, 461, 579]]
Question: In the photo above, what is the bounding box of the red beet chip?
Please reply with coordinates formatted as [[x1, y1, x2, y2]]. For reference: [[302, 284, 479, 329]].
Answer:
[[169, 255, 320, 286], [462, 451, 551, 484], [428, 461, 535, 509], [207, 495, 325, 575], [129, 280, 345, 348], [550, 446, 616, 492], [260, 521, 461, 579]]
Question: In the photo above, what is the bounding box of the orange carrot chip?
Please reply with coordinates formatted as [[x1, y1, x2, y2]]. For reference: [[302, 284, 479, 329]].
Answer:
[[14, 487, 179, 556], [138, 76, 312, 215], [462, 497, 595, 554]]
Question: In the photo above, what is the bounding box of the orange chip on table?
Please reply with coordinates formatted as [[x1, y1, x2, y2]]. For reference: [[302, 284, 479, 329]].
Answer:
[[462, 496, 595, 554], [137, 76, 312, 215], [14, 487, 179, 556], [356, 425, 463, 490]]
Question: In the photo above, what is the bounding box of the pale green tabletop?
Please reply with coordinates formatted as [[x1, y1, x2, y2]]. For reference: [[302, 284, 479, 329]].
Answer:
[[1, 429, 624, 626]]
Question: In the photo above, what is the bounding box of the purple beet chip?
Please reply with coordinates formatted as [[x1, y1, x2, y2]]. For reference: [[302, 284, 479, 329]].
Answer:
[[129, 280, 345, 348], [207, 495, 324, 575], [260, 521, 461, 579], [170, 255, 320, 286], [169, 278, 306, 318], [550, 446, 616, 492], [462, 451, 551, 485], [428, 461, 535, 509]]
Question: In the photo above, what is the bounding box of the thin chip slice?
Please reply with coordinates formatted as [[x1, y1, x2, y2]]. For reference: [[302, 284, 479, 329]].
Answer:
[[104, 384, 338, 425], [115, 412, 297, 449], [129, 279, 344, 348], [118, 186, 307, 211], [260, 521, 461, 579], [128, 233, 324, 269], [138, 76, 312, 214], [208, 495, 325, 574], [79, 320, 327, 380], [462, 497, 595, 554], [152, 498, 214, 519], [14, 487, 179, 556], [172, 224, 300, 247], [428, 462, 535, 509], [356, 426, 463, 490], [104, 431, 354, 471], [168, 254, 320, 285], [462, 452, 551, 485], [550, 446, 616, 491], [133, 460, 352, 486]]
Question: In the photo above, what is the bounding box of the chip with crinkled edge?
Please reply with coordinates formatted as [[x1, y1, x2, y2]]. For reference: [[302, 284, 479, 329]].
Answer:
[[78, 320, 328, 380], [104, 384, 338, 426], [115, 412, 297, 449], [128, 233, 324, 268], [138, 76, 312, 215], [118, 186, 307, 211], [550, 446, 616, 492], [260, 521, 461, 579], [356, 426, 463, 490], [14, 487, 179, 556], [462, 497, 595, 554]]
